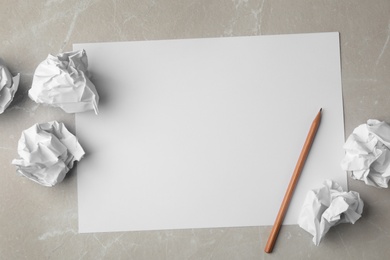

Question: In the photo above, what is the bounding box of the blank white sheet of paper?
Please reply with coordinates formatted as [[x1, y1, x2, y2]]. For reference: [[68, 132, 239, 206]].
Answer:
[[74, 32, 345, 233]]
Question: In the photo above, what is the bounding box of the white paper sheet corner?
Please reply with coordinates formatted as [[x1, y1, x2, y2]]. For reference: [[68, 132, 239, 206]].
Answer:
[[28, 50, 99, 114], [298, 180, 364, 246], [0, 60, 20, 114], [341, 119, 390, 188], [11, 121, 85, 187]]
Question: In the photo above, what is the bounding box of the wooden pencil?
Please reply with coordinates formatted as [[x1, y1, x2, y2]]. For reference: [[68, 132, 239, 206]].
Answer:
[[264, 108, 322, 253]]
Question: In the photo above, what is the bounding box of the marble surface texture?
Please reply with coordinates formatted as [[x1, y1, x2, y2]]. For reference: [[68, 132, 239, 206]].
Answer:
[[1, 0, 390, 259]]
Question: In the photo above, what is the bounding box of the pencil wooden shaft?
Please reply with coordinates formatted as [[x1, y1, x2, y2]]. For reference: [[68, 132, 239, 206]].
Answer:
[[264, 109, 322, 253]]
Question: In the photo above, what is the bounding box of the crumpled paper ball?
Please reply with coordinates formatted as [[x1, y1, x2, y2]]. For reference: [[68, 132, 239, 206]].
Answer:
[[12, 121, 85, 187], [341, 119, 390, 188], [0, 60, 20, 114], [28, 50, 99, 114], [298, 180, 363, 246]]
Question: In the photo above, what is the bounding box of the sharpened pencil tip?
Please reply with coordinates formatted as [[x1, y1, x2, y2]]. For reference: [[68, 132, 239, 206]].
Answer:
[[320, 108, 322, 112]]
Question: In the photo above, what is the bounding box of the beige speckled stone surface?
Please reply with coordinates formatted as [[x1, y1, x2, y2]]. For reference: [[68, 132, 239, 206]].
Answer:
[[1, 0, 390, 259]]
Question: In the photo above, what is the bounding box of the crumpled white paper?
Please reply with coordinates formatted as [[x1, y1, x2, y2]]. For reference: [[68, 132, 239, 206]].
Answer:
[[298, 180, 363, 246], [341, 119, 390, 188], [12, 121, 85, 187], [0, 60, 20, 114], [28, 50, 99, 114]]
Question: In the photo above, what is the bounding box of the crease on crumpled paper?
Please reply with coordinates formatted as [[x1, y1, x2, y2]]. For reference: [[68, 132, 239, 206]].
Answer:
[[28, 49, 99, 114], [341, 119, 390, 188], [11, 121, 85, 187], [298, 180, 363, 246], [0, 59, 20, 114]]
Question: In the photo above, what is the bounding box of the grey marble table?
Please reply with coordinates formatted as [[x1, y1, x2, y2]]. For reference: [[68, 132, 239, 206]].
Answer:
[[1, 1, 390, 259]]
